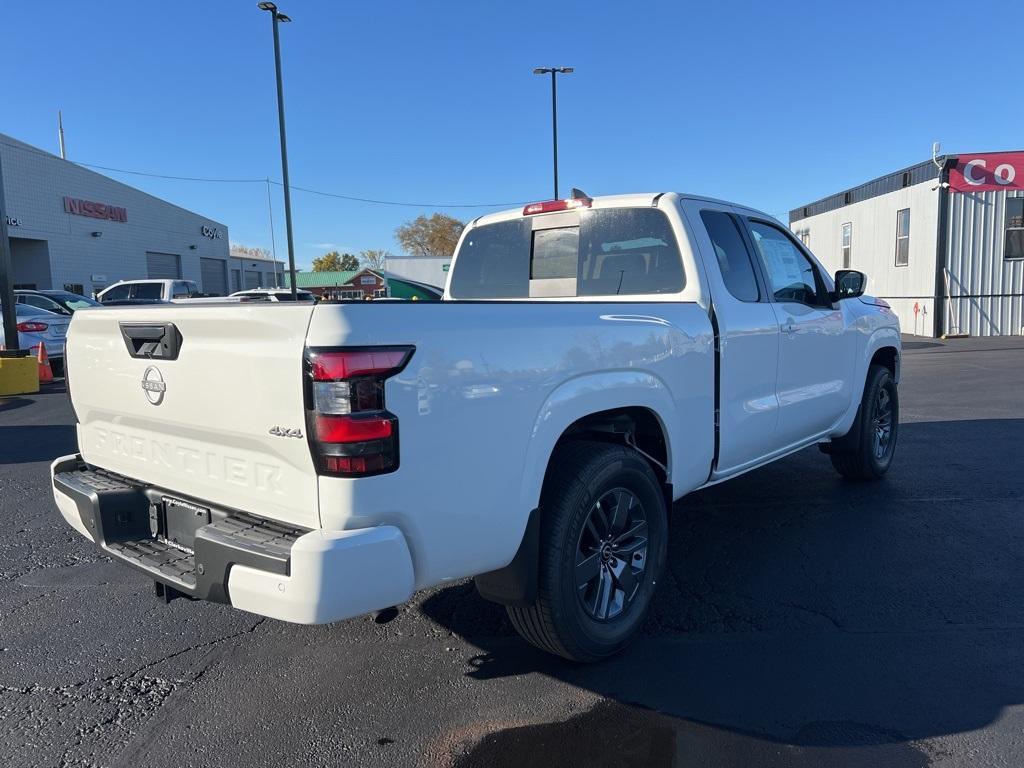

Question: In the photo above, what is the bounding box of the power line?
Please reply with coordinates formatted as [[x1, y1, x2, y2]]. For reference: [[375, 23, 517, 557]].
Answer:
[[0, 138, 521, 209], [266, 180, 520, 209]]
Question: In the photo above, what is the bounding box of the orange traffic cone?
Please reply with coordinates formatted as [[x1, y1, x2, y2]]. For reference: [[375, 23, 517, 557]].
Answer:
[[37, 342, 54, 384]]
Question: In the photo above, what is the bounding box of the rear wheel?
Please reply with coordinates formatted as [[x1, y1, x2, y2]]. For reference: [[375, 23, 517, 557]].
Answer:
[[507, 441, 667, 662], [829, 364, 898, 480]]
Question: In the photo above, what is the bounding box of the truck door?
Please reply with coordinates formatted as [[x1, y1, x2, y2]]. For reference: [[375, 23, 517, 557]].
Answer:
[[681, 202, 781, 475], [742, 218, 855, 448]]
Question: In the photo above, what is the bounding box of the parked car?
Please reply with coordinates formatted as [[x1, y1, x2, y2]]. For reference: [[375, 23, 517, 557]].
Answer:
[[51, 191, 900, 661], [98, 279, 202, 303], [229, 288, 315, 302], [0, 303, 71, 374], [15, 289, 102, 315]]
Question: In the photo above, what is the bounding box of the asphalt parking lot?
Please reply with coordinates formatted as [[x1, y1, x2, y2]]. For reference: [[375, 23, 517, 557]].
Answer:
[[1, 336, 1023, 768]]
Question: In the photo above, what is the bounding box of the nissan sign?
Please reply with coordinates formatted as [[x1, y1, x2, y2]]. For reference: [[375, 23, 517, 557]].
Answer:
[[949, 152, 1024, 193], [64, 196, 128, 222]]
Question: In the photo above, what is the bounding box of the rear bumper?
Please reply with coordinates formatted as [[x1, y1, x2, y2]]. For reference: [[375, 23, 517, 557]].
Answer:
[[50, 454, 415, 624]]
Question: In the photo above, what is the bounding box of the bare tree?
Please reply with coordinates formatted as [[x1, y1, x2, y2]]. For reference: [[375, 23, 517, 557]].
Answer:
[[360, 249, 390, 271]]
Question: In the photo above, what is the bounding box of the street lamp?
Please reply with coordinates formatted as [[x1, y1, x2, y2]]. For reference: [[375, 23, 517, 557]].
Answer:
[[533, 66, 574, 199], [0, 153, 23, 357], [257, 1, 298, 299]]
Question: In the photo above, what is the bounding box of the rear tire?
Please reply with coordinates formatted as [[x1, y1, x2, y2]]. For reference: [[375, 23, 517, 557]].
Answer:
[[829, 364, 898, 480], [507, 441, 667, 662]]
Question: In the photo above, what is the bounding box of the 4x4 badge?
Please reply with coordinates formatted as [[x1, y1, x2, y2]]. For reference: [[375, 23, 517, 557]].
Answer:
[[141, 366, 166, 406], [269, 426, 303, 439]]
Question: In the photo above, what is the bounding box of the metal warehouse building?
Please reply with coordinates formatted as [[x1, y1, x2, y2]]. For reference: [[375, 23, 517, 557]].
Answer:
[[0, 133, 283, 297], [790, 151, 1024, 337]]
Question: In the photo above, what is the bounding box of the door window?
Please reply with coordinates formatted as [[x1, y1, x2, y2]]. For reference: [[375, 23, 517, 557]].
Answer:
[[101, 285, 130, 301], [747, 221, 827, 307], [699, 210, 760, 302], [132, 283, 163, 300]]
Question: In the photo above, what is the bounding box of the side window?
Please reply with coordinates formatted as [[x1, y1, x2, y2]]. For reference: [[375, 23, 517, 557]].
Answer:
[[132, 283, 163, 300], [1004, 198, 1023, 260], [747, 221, 826, 307], [699, 210, 760, 302], [895, 209, 910, 267], [577, 208, 684, 296], [101, 285, 130, 301]]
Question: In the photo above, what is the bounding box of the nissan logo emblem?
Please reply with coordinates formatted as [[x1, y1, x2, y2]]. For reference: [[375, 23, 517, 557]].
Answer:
[[141, 366, 167, 405]]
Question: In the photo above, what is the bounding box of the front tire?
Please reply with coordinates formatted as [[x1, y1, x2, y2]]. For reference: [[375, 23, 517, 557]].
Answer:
[[829, 364, 899, 480], [507, 441, 667, 662]]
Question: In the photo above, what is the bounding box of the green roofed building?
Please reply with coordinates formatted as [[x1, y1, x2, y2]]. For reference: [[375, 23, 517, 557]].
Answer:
[[283, 268, 442, 301]]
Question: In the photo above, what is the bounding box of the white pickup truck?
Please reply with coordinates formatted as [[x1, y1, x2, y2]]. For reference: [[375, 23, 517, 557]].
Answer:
[[51, 192, 900, 661]]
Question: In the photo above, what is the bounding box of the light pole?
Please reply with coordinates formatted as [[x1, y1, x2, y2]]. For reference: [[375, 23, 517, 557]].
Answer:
[[533, 66, 573, 199], [258, 1, 298, 299], [0, 151, 23, 357]]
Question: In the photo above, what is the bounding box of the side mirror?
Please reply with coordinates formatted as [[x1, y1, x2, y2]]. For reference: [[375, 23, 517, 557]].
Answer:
[[833, 269, 866, 301]]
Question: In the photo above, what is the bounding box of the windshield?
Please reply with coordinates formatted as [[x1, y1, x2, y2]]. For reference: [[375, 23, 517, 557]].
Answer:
[[449, 207, 684, 299], [50, 292, 101, 310]]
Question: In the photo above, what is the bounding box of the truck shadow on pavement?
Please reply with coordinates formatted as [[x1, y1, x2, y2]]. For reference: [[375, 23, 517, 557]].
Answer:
[[0, 424, 76, 465], [420, 418, 1024, 767]]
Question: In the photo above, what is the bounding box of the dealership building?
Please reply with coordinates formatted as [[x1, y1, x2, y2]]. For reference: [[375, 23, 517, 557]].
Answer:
[[0, 133, 283, 297], [790, 150, 1024, 337]]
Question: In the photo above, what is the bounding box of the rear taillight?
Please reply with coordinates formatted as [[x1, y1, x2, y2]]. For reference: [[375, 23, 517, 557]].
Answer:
[[17, 321, 48, 332], [304, 346, 413, 477]]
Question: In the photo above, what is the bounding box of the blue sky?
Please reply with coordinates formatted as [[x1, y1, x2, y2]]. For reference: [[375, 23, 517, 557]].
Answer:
[[3, 0, 1021, 269]]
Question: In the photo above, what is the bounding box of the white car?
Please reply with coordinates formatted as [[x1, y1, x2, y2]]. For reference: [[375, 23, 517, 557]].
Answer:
[[51, 191, 900, 661], [0, 303, 72, 373], [229, 288, 315, 302]]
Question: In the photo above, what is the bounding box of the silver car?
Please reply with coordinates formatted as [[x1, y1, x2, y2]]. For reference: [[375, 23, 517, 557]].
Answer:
[[0, 304, 72, 374]]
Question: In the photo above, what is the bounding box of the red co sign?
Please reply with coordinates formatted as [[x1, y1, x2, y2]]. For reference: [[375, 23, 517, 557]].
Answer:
[[948, 152, 1024, 193]]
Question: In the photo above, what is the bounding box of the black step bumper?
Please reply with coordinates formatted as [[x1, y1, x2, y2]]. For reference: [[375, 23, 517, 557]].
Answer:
[[50, 454, 309, 603]]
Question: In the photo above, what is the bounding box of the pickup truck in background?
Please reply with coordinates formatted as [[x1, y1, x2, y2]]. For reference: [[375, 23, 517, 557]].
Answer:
[[98, 279, 205, 303], [51, 191, 900, 661]]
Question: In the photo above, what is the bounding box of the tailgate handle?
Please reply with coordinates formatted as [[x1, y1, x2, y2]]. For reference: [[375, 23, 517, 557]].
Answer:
[[119, 323, 183, 360]]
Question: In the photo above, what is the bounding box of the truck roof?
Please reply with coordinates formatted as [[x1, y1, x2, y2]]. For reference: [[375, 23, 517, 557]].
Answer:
[[469, 192, 777, 228]]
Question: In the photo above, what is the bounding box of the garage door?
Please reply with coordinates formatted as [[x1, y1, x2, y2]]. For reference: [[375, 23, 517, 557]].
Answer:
[[200, 258, 227, 296], [244, 271, 262, 289], [146, 252, 181, 279], [231, 269, 241, 292]]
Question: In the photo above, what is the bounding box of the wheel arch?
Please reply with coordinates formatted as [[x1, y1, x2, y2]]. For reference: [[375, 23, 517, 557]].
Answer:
[[476, 374, 676, 608]]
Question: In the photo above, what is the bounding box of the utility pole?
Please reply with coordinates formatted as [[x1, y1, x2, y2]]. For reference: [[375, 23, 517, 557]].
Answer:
[[533, 67, 574, 199], [258, 2, 298, 299]]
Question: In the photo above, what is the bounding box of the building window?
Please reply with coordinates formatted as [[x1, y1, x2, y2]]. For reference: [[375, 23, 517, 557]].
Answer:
[[63, 283, 85, 296], [1005, 198, 1024, 260], [895, 209, 910, 267], [795, 228, 811, 247], [841, 223, 852, 268]]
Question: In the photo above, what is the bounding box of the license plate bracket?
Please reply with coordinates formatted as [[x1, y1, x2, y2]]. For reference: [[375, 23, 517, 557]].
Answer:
[[161, 496, 211, 552]]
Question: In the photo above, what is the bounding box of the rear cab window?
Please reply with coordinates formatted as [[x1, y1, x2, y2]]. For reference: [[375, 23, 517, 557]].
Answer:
[[449, 207, 684, 299]]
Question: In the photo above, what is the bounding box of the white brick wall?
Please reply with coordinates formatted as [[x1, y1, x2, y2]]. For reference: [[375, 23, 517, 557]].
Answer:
[[1, 133, 230, 294]]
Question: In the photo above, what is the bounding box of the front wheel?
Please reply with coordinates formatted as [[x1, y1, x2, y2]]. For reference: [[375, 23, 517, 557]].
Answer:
[[829, 364, 899, 480], [507, 441, 667, 662]]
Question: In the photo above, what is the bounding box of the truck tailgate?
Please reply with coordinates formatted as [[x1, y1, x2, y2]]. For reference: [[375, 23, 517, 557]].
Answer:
[[66, 304, 319, 528]]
